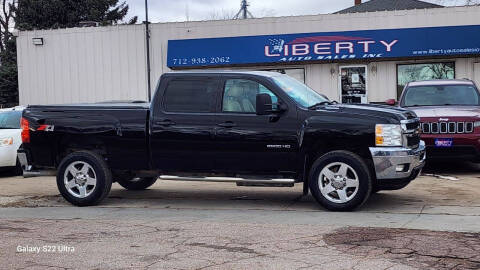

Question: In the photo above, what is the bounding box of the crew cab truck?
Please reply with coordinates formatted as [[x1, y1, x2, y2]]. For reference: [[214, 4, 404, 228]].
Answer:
[[18, 71, 425, 211]]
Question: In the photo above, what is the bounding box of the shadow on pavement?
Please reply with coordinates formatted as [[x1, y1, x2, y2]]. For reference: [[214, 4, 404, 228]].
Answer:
[[422, 160, 480, 175], [0, 169, 17, 178]]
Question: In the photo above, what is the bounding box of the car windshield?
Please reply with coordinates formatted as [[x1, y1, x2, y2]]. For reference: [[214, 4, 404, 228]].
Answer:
[[272, 75, 328, 108], [0, 110, 22, 129], [403, 84, 480, 107]]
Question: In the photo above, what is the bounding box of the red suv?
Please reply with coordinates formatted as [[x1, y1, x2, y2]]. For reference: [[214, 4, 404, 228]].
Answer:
[[393, 79, 480, 160]]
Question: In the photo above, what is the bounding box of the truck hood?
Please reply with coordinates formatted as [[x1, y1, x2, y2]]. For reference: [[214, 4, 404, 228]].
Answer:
[[406, 106, 480, 118], [310, 103, 417, 123]]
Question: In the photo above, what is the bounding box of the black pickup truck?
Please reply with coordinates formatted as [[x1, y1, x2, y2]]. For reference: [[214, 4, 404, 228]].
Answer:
[[18, 71, 425, 211]]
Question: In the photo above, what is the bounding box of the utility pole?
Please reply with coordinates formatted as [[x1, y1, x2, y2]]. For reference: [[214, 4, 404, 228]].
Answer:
[[234, 0, 254, 19], [145, 0, 152, 101], [242, 0, 247, 19]]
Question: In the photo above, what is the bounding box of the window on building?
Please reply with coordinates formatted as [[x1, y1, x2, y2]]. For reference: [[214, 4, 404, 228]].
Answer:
[[397, 62, 455, 99], [222, 79, 278, 113], [164, 79, 217, 113]]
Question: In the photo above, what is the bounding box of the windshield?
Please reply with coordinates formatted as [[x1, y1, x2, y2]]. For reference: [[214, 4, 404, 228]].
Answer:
[[403, 85, 480, 107], [0, 110, 22, 129], [272, 75, 328, 108]]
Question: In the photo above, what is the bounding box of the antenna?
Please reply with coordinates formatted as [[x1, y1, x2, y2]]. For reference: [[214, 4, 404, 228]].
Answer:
[[234, 0, 254, 19]]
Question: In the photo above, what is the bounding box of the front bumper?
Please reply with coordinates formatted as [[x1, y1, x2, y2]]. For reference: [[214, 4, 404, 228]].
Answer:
[[369, 140, 426, 180], [0, 144, 18, 168], [420, 134, 480, 160]]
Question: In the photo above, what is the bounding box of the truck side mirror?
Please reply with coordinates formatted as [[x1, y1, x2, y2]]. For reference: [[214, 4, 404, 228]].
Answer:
[[256, 93, 273, 115], [385, 99, 397, 106]]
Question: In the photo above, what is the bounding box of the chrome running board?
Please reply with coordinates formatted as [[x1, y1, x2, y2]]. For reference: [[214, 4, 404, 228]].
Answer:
[[159, 175, 295, 185], [22, 170, 56, 178]]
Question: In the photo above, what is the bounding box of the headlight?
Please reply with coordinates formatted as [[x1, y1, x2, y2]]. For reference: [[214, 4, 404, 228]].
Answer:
[[0, 137, 14, 147], [474, 121, 480, 128], [375, 124, 402, 146]]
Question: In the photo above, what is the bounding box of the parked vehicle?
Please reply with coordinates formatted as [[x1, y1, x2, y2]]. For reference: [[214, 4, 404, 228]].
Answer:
[[0, 106, 24, 175], [389, 79, 480, 161], [18, 71, 425, 211]]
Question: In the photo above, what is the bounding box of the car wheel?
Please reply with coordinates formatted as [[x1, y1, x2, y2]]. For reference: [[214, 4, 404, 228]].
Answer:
[[309, 150, 372, 211], [117, 177, 157, 190], [57, 151, 112, 206]]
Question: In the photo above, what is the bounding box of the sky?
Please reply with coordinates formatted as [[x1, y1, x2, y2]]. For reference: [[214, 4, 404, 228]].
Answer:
[[124, 0, 472, 23]]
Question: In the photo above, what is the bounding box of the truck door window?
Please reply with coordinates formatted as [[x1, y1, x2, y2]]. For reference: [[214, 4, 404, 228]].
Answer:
[[222, 79, 278, 113], [164, 79, 217, 113]]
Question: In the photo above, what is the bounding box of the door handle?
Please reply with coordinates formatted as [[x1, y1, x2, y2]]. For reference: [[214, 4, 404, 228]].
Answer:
[[155, 120, 176, 126], [217, 121, 236, 128]]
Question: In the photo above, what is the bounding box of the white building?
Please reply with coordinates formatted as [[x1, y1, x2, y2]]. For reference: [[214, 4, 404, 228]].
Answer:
[[15, 2, 480, 105]]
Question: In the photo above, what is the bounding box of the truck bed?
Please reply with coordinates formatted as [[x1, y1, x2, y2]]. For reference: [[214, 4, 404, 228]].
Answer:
[[22, 102, 151, 170]]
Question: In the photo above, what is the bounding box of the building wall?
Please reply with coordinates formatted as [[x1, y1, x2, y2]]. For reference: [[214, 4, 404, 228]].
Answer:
[[475, 62, 480, 87], [17, 25, 147, 105], [16, 5, 480, 105]]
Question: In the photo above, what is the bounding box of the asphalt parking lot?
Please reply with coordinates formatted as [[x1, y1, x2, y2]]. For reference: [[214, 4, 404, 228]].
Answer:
[[0, 161, 479, 269]]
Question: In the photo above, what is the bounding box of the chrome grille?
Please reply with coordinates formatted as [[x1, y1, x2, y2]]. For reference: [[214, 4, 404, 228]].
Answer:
[[422, 123, 430, 133], [466, 122, 474, 133], [421, 122, 474, 134], [448, 122, 456, 133], [401, 118, 420, 148], [440, 122, 447, 133]]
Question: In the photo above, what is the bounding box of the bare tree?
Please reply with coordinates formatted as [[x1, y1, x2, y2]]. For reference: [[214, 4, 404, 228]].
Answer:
[[257, 8, 276, 18], [206, 9, 238, 20], [465, 0, 480, 5], [430, 0, 480, 6], [426, 63, 454, 79], [184, 1, 190, 22], [206, 8, 275, 21], [0, 0, 15, 53], [205, 0, 276, 21]]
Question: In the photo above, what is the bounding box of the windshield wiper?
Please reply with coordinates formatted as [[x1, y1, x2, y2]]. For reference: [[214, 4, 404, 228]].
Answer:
[[308, 101, 337, 110]]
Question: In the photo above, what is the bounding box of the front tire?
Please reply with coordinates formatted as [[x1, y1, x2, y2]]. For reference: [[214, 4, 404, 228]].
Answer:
[[57, 151, 112, 206], [117, 177, 157, 190], [309, 151, 372, 211]]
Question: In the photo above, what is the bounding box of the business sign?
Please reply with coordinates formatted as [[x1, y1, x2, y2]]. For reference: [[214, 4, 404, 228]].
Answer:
[[167, 25, 480, 68]]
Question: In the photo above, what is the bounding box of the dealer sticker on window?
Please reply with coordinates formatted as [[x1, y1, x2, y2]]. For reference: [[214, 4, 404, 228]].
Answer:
[[435, 138, 453, 147]]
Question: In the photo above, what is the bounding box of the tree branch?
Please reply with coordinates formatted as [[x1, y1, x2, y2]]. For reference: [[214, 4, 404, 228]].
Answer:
[[2, 0, 8, 24]]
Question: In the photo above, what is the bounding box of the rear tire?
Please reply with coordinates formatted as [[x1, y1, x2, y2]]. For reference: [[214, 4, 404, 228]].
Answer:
[[309, 150, 372, 211], [117, 177, 157, 190], [57, 151, 112, 206]]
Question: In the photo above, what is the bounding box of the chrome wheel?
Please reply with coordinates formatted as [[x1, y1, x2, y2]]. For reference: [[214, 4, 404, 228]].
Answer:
[[318, 162, 359, 204], [64, 161, 97, 198]]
